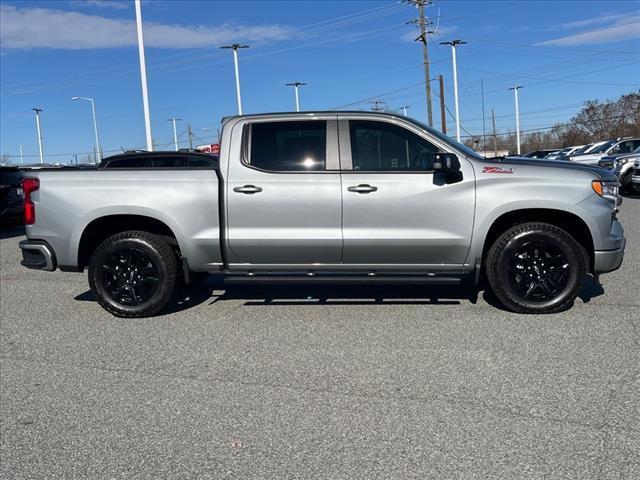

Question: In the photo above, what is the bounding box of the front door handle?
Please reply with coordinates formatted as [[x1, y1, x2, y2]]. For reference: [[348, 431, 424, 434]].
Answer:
[[347, 184, 378, 194], [233, 185, 263, 194]]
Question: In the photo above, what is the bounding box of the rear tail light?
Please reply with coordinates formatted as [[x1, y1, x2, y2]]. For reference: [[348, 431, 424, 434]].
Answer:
[[22, 177, 39, 225]]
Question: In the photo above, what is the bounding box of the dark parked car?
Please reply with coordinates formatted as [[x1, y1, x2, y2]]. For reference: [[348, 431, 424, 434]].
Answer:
[[98, 151, 218, 169], [521, 149, 560, 159], [0, 167, 24, 224]]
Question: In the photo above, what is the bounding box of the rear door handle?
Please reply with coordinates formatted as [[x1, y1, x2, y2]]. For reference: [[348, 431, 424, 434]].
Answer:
[[347, 184, 378, 194], [233, 185, 262, 194]]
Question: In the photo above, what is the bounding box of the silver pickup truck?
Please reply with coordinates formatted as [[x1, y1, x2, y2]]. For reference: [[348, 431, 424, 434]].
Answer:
[[19, 111, 625, 317]]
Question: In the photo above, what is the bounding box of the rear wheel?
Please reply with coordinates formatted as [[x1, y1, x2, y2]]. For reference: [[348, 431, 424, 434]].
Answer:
[[88, 231, 177, 317], [486, 222, 587, 314]]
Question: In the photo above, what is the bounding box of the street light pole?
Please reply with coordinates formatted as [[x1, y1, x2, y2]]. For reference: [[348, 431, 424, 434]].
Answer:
[[286, 82, 307, 112], [221, 44, 250, 115], [135, 0, 153, 151], [440, 39, 466, 142], [400, 105, 411, 117], [508, 86, 523, 155], [168, 118, 182, 151], [72, 96, 101, 161], [32, 108, 44, 164]]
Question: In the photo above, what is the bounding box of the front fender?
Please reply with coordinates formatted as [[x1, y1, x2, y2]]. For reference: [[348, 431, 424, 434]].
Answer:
[[466, 197, 596, 266]]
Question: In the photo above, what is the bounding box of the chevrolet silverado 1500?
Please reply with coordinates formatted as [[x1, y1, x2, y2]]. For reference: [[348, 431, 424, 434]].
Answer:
[[19, 112, 625, 317]]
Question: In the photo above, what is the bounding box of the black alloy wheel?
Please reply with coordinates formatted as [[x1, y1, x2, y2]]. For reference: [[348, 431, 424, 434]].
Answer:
[[506, 241, 571, 302], [101, 247, 160, 306]]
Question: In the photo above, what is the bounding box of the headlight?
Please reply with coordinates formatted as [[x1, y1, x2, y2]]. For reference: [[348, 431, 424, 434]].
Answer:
[[615, 158, 630, 167], [592, 180, 619, 200]]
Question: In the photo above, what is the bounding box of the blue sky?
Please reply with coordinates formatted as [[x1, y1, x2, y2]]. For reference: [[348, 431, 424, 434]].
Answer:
[[1, 0, 639, 163]]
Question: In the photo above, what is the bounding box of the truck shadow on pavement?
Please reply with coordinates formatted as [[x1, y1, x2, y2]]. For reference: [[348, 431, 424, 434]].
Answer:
[[76, 279, 473, 314], [75, 274, 605, 315], [210, 284, 472, 307]]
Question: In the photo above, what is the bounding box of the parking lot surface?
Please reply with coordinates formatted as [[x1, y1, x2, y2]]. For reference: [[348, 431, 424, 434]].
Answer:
[[1, 198, 639, 479]]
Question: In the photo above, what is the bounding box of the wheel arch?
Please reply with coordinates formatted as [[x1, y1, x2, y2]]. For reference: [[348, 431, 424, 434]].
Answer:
[[77, 214, 182, 270], [479, 208, 595, 274]]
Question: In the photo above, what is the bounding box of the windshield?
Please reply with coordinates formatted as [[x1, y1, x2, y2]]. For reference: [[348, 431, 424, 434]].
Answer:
[[403, 117, 484, 159], [572, 144, 592, 154], [590, 140, 616, 153]]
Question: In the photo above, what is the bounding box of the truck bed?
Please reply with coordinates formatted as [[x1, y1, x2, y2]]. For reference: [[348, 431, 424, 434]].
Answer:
[[24, 168, 223, 271]]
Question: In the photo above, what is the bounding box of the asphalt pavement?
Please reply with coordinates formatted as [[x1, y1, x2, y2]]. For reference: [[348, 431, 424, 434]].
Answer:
[[1, 197, 639, 479]]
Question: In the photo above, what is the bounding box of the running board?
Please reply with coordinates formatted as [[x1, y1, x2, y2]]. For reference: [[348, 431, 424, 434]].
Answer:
[[223, 275, 464, 285]]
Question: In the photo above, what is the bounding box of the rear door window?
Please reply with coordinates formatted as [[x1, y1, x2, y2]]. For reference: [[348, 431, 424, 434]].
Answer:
[[247, 121, 327, 171]]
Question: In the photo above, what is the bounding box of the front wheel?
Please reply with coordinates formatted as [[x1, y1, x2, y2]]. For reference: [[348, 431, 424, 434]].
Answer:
[[486, 222, 588, 314], [620, 170, 632, 194], [88, 231, 177, 317]]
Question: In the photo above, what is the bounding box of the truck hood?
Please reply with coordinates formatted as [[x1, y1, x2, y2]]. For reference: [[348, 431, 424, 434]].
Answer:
[[601, 151, 640, 162], [487, 156, 617, 182]]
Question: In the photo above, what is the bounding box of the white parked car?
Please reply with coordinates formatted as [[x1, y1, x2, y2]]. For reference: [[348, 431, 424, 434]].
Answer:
[[546, 145, 584, 160], [571, 138, 640, 165], [632, 158, 640, 193], [598, 146, 640, 192]]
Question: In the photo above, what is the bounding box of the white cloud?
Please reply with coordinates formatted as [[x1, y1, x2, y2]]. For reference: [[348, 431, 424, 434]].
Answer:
[[536, 16, 640, 46], [545, 12, 628, 31], [70, 0, 130, 10], [0, 4, 294, 50]]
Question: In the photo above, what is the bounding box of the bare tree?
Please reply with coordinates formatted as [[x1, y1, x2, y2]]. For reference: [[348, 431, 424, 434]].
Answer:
[[465, 91, 640, 154]]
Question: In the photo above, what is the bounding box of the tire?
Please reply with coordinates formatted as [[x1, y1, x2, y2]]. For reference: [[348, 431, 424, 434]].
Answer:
[[485, 222, 587, 314], [620, 171, 632, 194], [88, 231, 177, 318]]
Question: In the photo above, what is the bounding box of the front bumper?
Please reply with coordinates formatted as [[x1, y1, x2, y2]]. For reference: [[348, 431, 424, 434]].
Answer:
[[593, 237, 625, 274], [19, 240, 57, 271]]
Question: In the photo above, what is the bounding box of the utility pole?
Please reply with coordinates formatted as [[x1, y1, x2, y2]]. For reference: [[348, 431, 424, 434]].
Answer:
[[400, 105, 411, 117], [440, 39, 466, 142], [369, 100, 386, 112], [438, 74, 446, 134], [221, 44, 250, 115], [492, 108, 498, 158], [286, 82, 306, 112], [135, 0, 153, 151], [481, 78, 486, 153], [19, 144, 24, 164], [72, 96, 101, 161], [407, 0, 434, 127], [187, 124, 194, 149], [167, 118, 182, 151], [509, 85, 523, 155], [32, 108, 44, 164]]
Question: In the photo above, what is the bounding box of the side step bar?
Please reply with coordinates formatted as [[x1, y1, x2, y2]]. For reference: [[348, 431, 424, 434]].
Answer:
[[224, 275, 463, 285]]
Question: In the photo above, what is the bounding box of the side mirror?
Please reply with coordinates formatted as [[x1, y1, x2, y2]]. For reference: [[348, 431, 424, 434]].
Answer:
[[432, 152, 460, 171], [432, 152, 462, 185]]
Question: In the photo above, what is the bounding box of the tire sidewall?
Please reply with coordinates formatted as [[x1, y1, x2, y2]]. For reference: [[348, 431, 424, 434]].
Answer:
[[89, 235, 175, 317]]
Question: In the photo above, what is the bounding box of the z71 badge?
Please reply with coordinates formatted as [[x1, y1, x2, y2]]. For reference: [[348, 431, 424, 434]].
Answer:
[[482, 166, 514, 174]]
